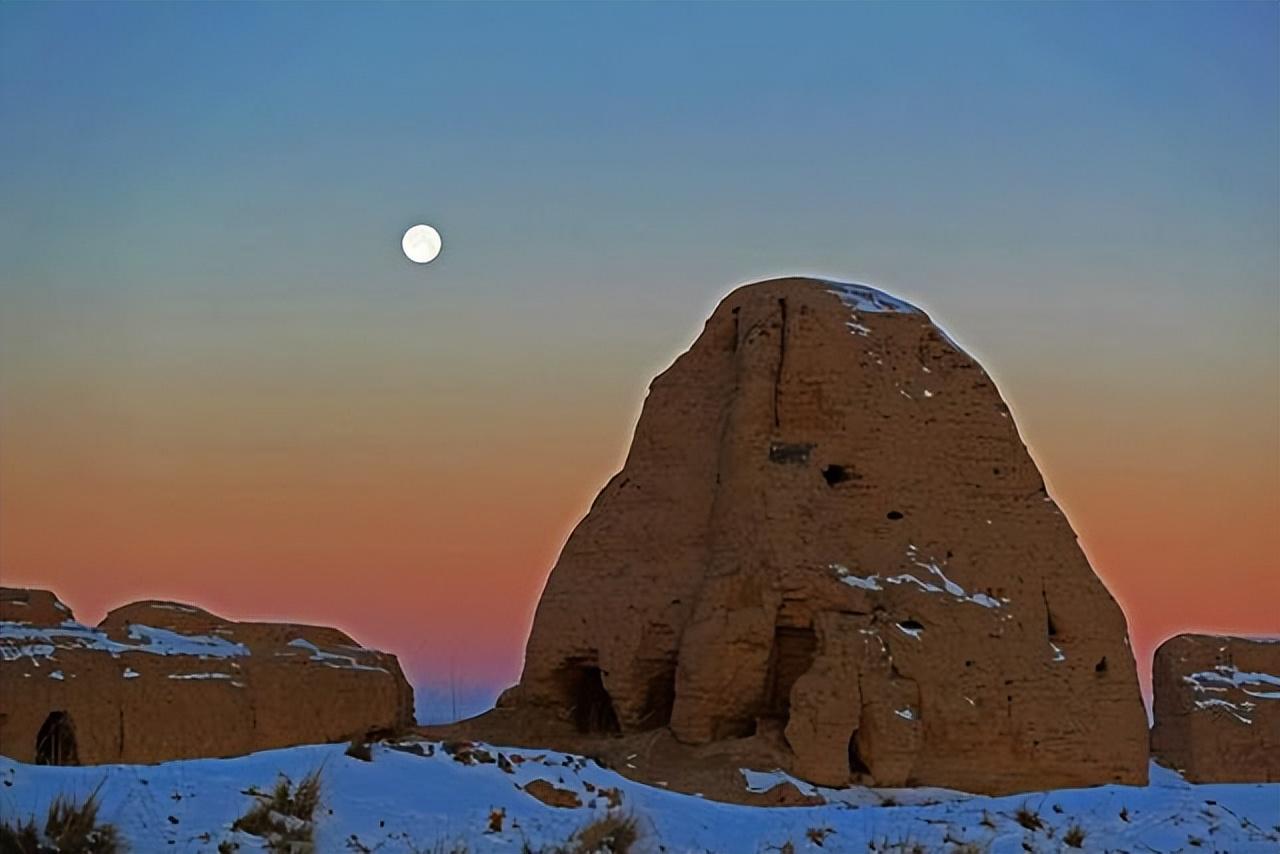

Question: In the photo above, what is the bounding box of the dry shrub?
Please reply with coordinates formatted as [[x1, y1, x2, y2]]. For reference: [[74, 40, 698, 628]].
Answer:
[[1063, 824, 1086, 848], [571, 812, 638, 854], [533, 812, 639, 854], [232, 769, 322, 852], [1014, 803, 1043, 831], [806, 826, 833, 847], [0, 787, 121, 854]]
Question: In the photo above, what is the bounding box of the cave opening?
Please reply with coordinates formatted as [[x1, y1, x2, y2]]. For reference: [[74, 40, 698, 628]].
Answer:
[[763, 626, 817, 722], [637, 665, 676, 731], [558, 664, 621, 735], [848, 729, 870, 776], [35, 711, 79, 766]]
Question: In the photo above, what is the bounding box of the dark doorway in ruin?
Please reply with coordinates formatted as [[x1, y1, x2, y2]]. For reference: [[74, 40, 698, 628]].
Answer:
[[560, 664, 621, 735], [848, 729, 871, 776], [638, 665, 676, 731], [35, 711, 79, 766], [764, 626, 817, 721]]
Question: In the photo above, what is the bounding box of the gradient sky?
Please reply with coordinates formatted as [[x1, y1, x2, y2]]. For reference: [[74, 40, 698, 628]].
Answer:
[[2, 2, 1276, 718]]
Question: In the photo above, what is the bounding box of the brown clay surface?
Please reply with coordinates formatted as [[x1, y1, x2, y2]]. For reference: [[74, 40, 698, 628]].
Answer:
[[1150, 634, 1280, 783], [0, 587, 414, 764], [468, 277, 1149, 796]]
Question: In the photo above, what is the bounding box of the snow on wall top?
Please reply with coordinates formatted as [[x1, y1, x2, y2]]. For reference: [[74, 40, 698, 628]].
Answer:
[[0, 619, 249, 663], [282, 638, 388, 673], [820, 280, 924, 314], [819, 278, 970, 356]]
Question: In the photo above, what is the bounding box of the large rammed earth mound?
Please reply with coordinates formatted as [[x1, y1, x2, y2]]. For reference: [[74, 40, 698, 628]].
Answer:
[[489, 276, 1149, 795]]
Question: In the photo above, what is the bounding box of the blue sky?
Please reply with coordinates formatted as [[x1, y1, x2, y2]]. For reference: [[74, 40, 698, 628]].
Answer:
[[2, 2, 1277, 703]]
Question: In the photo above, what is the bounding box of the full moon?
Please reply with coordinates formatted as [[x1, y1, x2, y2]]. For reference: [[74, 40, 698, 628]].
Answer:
[[401, 224, 442, 264]]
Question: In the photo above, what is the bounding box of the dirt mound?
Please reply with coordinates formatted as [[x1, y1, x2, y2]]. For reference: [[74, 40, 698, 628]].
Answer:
[[478, 277, 1148, 796]]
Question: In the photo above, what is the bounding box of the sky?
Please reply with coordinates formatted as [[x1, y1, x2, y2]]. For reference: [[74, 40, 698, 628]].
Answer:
[[2, 2, 1277, 718]]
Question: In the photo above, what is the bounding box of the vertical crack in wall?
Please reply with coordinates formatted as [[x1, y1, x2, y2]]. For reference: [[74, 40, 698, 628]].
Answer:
[[773, 298, 787, 428], [1042, 584, 1058, 637]]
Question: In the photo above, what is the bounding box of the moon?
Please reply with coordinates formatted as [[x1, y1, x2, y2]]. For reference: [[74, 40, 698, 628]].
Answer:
[[401, 224, 442, 264]]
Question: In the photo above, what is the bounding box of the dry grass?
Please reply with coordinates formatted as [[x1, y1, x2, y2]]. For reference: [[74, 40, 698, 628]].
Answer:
[[231, 769, 323, 851], [0, 787, 121, 854], [805, 826, 833, 847], [1062, 824, 1086, 848], [1014, 803, 1044, 832], [529, 812, 639, 854], [571, 812, 638, 853]]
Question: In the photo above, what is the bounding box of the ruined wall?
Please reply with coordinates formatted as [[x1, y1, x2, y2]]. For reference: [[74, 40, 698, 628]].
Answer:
[[1151, 634, 1280, 783], [0, 589, 415, 765]]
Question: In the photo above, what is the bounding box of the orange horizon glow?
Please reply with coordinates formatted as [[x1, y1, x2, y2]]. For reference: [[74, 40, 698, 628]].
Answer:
[[2, 306, 1276, 712]]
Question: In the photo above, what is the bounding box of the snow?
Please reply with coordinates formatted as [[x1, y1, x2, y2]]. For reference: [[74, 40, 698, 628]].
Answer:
[[1184, 665, 1280, 700], [846, 321, 872, 336], [894, 707, 916, 721], [829, 564, 881, 590], [741, 768, 818, 797], [1050, 642, 1066, 663], [1194, 697, 1256, 725], [0, 620, 249, 663], [896, 622, 923, 640], [822, 280, 922, 314], [831, 560, 1005, 610], [1184, 665, 1280, 724], [821, 279, 968, 354], [2, 744, 1276, 853], [48, 670, 63, 680], [284, 638, 387, 673]]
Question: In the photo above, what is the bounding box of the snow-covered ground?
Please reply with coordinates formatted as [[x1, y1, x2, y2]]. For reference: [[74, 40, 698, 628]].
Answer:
[[2, 740, 1277, 853]]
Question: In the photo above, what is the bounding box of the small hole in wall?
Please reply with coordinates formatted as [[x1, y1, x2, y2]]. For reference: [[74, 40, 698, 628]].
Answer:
[[1095, 657, 1108, 673], [886, 511, 904, 521], [821, 465, 856, 486]]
